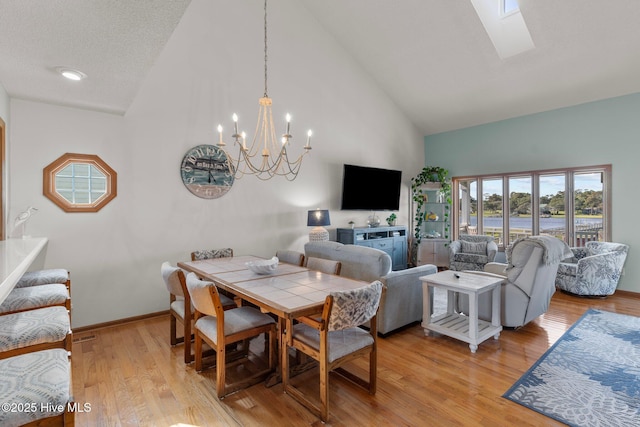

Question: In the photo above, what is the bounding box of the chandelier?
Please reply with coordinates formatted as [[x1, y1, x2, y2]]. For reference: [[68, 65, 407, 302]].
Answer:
[[217, 0, 312, 181]]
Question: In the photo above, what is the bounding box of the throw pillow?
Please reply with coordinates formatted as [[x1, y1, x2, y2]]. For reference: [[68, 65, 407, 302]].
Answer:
[[460, 240, 487, 255]]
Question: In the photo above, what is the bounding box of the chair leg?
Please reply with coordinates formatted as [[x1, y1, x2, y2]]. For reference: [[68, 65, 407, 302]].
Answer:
[[320, 360, 329, 422], [369, 347, 377, 394], [216, 340, 226, 398], [194, 330, 203, 372], [170, 315, 177, 346], [183, 316, 192, 364]]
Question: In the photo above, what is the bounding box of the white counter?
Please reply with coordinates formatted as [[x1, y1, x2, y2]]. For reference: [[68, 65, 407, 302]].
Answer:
[[0, 237, 49, 305]]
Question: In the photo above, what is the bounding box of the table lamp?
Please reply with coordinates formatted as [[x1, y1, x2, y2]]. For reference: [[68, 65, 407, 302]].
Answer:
[[307, 209, 331, 241]]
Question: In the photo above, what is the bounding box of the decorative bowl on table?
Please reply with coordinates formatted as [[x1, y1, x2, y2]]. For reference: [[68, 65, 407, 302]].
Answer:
[[245, 256, 279, 275]]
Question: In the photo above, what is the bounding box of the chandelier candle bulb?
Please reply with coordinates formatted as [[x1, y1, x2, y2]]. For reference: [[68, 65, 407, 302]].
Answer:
[[286, 113, 291, 135], [233, 114, 239, 135], [217, 124, 224, 146], [306, 130, 312, 147], [241, 132, 247, 150]]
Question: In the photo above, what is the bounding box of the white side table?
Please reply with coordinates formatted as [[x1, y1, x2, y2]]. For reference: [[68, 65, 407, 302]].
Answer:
[[420, 270, 503, 353]]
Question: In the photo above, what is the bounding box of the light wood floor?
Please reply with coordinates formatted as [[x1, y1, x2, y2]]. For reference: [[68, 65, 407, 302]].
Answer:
[[71, 291, 639, 426]]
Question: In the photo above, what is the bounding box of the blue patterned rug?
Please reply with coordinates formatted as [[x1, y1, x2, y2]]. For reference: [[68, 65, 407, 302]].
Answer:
[[503, 309, 640, 427]]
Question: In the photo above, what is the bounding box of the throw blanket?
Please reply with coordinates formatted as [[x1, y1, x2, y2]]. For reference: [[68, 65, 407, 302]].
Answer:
[[508, 235, 573, 266]]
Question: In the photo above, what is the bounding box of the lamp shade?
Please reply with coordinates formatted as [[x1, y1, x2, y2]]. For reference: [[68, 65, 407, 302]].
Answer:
[[307, 209, 331, 227]]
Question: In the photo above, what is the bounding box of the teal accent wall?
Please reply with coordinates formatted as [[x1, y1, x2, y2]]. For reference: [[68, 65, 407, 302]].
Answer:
[[424, 92, 640, 293]]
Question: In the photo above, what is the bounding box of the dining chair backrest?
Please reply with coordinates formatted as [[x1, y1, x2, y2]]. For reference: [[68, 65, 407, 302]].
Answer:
[[327, 280, 383, 331], [185, 273, 221, 317], [306, 257, 342, 275], [190, 248, 234, 261], [161, 262, 186, 298], [276, 250, 305, 266]]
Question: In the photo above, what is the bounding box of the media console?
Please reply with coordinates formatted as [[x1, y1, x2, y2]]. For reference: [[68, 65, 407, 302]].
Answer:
[[336, 225, 407, 270]]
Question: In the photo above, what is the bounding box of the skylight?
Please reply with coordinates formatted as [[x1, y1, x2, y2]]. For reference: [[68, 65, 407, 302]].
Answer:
[[470, 0, 534, 59], [501, 0, 519, 17]]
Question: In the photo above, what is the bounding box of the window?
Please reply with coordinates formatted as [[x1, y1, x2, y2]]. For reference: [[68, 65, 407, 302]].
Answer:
[[43, 153, 117, 213], [453, 165, 611, 248], [501, 0, 519, 16]]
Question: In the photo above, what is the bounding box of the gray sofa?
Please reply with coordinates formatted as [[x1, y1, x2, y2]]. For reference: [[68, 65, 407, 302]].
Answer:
[[304, 241, 437, 335]]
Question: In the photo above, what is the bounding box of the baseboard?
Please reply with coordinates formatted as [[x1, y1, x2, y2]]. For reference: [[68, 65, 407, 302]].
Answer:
[[73, 310, 169, 334], [615, 289, 640, 299]]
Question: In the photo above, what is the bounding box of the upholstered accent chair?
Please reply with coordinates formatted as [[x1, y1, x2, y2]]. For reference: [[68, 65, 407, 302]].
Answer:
[[276, 250, 305, 266], [449, 235, 498, 271], [458, 235, 572, 328], [555, 241, 629, 297], [186, 273, 276, 398], [305, 257, 341, 275], [282, 280, 383, 422], [161, 262, 236, 364], [190, 247, 233, 261]]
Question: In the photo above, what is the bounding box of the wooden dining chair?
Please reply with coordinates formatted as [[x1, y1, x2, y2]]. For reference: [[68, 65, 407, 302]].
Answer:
[[305, 256, 342, 275], [282, 280, 383, 422], [185, 273, 277, 398], [161, 262, 236, 364], [190, 247, 234, 261], [275, 250, 305, 266]]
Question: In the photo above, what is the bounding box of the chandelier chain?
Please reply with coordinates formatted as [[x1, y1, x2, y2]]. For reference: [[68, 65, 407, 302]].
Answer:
[[264, 0, 268, 98]]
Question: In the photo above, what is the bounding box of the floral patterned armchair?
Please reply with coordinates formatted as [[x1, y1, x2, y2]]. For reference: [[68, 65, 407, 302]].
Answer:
[[555, 241, 629, 296], [449, 235, 498, 271]]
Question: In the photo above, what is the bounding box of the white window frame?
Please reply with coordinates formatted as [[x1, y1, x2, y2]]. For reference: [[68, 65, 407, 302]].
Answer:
[[452, 165, 612, 249]]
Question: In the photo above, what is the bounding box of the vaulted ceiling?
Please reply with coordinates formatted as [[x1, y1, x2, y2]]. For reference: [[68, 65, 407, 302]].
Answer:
[[1, 0, 639, 135]]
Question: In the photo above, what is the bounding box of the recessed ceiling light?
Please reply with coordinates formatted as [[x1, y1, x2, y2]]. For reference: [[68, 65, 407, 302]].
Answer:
[[57, 68, 87, 81]]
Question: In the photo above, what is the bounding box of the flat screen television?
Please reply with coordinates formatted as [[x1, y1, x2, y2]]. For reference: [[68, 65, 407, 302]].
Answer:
[[340, 164, 402, 211]]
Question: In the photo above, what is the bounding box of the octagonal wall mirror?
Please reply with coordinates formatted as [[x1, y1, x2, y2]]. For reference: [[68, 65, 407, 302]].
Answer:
[[43, 153, 117, 213]]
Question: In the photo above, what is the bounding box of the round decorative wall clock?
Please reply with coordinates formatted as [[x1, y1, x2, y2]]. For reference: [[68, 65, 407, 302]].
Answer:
[[180, 144, 235, 199]]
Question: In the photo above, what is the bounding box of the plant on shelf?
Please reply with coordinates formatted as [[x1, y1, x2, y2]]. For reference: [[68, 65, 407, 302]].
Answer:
[[385, 213, 397, 226], [410, 166, 451, 244]]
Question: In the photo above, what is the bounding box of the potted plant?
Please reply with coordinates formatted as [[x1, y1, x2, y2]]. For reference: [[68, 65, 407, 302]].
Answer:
[[411, 166, 451, 244], [348, 220, 355, 229], [386, 213, 397, 226]]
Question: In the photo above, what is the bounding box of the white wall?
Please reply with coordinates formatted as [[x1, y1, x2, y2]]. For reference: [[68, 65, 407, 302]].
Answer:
[[0, 83, 8, 121], [8, 0, 425, 327], [1, 83, 10, 241], [424, 92, 640, 293]]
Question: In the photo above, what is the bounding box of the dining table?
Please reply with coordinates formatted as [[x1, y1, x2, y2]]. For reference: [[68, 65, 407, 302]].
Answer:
[[177, 255, 368, 319], [176, 255, 369, 385]]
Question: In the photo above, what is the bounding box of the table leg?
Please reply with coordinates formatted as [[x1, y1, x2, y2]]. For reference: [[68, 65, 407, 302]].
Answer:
[[468, 291, 478, 353], [422, 282, 432, 336], [491, 284, 501, 339]]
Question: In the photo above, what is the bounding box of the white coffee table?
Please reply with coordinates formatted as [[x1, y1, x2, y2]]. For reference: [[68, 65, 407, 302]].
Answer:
[[420, 270, 503, 353]]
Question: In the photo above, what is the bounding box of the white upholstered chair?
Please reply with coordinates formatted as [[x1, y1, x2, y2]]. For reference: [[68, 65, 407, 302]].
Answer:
[[282, 280, 383, 422], [186, 273, 277, 398], [161, 262, 236, 364]]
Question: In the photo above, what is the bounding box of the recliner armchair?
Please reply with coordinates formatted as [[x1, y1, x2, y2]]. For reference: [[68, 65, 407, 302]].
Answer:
[[449, 235, 498, 271], [555, 241, 629, 297], [458, 235, 572, 328]]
